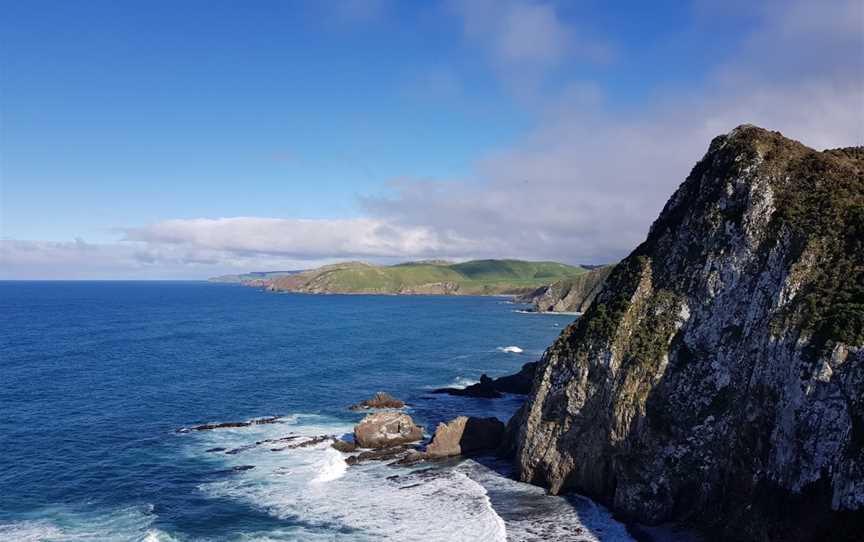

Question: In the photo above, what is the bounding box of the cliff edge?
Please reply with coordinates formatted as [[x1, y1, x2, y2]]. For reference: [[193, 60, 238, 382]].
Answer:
[[511, 125, 864, 541]]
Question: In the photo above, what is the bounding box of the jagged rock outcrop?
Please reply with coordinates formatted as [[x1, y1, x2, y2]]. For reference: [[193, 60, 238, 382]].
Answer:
[[349, 391, 405, 410], [353, 411, 424, 449], [511, 125, 864, 541], [515, 265, 613, 313]]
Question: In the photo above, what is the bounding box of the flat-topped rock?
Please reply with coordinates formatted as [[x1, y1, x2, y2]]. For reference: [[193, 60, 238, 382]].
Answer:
[[353, 411, 423, 449]]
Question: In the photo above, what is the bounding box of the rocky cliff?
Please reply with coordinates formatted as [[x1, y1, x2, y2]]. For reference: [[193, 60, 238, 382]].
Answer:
[[515, 265, 613, 313], [511, 125, 863, 541]]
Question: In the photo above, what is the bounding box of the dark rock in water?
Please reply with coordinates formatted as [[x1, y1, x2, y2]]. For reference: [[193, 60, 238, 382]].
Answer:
[[225, 444, 257, 455], [224, 435, 304, 455], [510, 125, 864, 541], [176, 416, 283, 433], [345, 445, 411, 465], [432, 363, 538, 397], [331, 439, 358, 453], [425, 416, 505, 458], [205, 447, 226, 453], [432, 374, 502, 398], [232, 465, 255, 472], [349, 391, 406, 410], [488, 362, 537, 395], [270, 435, 333, 451], [353, 412, 424, 449]]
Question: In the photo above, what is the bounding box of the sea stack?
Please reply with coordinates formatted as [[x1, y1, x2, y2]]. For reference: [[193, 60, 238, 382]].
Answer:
[[510, 125, 863, 541]]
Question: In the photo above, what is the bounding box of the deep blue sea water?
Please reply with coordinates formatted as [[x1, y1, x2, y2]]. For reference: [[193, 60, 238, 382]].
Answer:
[[0, 281, 633, 541]]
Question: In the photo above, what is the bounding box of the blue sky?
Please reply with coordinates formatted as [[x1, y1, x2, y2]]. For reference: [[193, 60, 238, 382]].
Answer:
[[1, 0, 861, 278]]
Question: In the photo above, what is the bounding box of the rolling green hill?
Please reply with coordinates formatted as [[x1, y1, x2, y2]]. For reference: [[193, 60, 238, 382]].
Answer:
[[255, 259, 588, 296]]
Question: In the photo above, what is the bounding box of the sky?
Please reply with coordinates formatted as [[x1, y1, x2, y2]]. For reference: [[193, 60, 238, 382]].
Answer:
[[1, 0, 862, 279]]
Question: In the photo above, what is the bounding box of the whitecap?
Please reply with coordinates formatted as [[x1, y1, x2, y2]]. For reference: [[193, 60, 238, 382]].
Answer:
[[497, 346, 524, 354], [310, 448, 348, 484]]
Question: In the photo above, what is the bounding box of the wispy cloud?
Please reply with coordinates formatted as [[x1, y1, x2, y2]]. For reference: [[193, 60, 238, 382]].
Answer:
[[446, 0, 615, 97]]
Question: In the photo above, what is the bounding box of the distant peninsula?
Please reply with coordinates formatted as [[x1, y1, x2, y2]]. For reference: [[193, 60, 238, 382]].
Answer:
[[210, 259, 593, 297]]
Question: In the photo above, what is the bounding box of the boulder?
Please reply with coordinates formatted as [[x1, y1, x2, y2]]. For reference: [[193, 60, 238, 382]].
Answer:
[[353, 411, 424, 449], [425, 416, 505, 458], [349, 391, 405, 410]]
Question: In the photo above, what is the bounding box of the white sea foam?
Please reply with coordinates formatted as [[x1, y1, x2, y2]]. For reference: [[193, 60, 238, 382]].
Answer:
[[497, 346, 524, 354], [190, 412, 507, 541], [0, 504, 165, 542], [462, 460, 635, 542], [310, 448, 348, 484], [181, 411, 633, 541], [0, 520, 64, 542]]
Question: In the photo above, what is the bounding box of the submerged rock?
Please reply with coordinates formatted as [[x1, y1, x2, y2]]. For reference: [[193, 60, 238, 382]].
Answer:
[[331, 439, 358, 453], [349, 391, 406, 410], [345, 445, 411, 465], [511, 125, 864, 541], [426, 416, 505, 458], [353, 412, 424, 449], [176, 416, 283, 433]]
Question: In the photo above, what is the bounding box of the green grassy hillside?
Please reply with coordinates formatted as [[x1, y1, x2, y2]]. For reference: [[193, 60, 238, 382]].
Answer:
[[261, 260, 587, 295]]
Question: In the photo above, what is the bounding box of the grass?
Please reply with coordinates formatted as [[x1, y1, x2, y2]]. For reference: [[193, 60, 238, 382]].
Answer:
[[267, 259, 587, 295]]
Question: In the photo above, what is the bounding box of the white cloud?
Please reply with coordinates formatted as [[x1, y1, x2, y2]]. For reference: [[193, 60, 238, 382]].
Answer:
[[123, 217, 464, 259], [362, 0, 864, 264]]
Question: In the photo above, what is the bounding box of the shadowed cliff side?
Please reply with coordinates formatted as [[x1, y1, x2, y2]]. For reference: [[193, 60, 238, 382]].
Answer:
[[510, 125, 864, 541]]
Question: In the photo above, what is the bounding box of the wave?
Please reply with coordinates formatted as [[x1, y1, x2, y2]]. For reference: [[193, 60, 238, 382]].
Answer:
[[188, 412, 508, 541], [310, 448, 348, 484], [497, 346, 523, 354], [0, 504, 167, 542], [463, 460, 635, 542]]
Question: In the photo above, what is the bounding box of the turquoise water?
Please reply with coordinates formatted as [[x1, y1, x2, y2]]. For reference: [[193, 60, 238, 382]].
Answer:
[[0, 281, 632, 541]]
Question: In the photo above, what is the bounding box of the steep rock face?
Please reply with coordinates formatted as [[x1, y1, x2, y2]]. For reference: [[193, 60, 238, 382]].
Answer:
[[517, 265, 614, 313], [512, 125, 864, 541]]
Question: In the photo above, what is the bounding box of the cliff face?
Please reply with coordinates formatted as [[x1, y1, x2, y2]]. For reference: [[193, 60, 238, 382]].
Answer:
[[515, 265, 613, 313], [512, 126, 864, 541]]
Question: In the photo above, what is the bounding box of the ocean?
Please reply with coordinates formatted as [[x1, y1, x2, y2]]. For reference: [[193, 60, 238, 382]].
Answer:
[[0, 281, 633, 541]]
